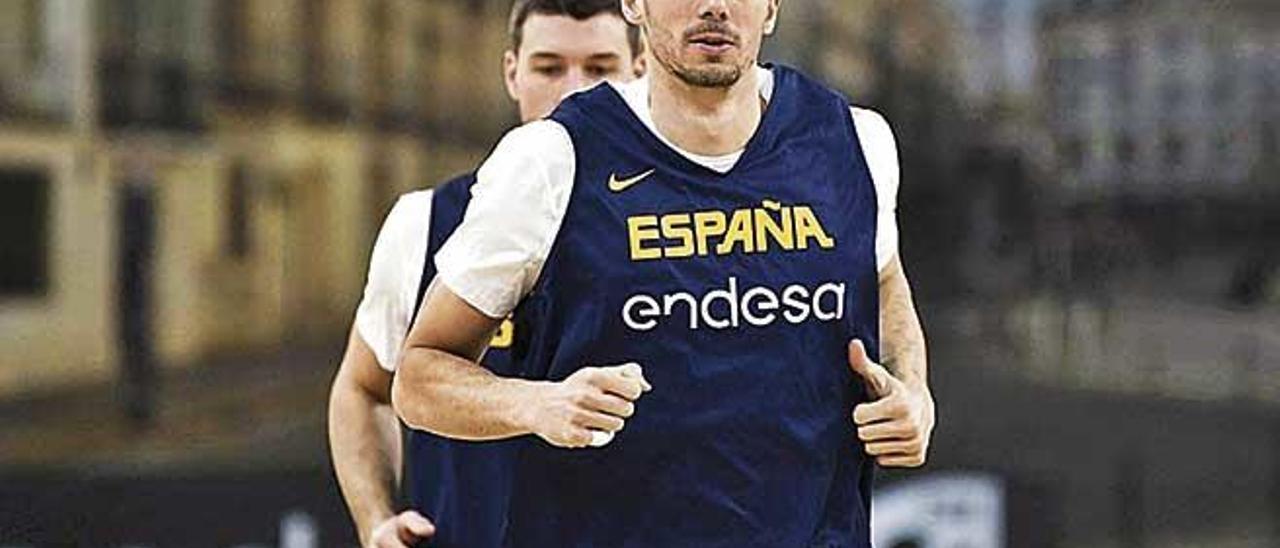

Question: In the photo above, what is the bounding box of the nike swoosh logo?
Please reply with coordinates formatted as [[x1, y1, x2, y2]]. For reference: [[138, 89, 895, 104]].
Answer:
[[608, 168, 656, 193]]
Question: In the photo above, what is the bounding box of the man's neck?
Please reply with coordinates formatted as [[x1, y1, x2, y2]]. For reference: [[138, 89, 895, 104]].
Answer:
[[648, 63, 762, 157]]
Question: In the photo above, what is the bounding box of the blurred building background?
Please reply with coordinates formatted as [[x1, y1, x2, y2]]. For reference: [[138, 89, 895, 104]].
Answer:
[[0, 0, 516, 397], [1, 0, 1277, 546]]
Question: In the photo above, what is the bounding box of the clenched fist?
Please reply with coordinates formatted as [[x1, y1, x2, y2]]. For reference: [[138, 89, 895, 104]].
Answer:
[[367, 510, 434, 548], [520, 362, 652, 448], [848, 339, 935, 468]]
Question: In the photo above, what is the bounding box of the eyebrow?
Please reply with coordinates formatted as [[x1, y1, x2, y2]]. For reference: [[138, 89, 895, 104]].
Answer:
[[528, 52, 565, 62], [527, 51, 622, 62]]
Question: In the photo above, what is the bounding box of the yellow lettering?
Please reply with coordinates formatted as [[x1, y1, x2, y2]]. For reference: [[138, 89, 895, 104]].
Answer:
[[489, 319, 515, 348], [754, 206, 794, 252], [631, 201, 835, 261], [628, 215, 662, 260], [716, 209, 756, 255], [661, 213, 695, 258], [793, 205, 835, 249], [692, 210, 727, 256]]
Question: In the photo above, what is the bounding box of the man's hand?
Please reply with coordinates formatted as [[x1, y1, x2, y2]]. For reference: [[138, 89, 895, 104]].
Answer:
[[519, 362, 652, 448], [368, 510, 435, 548], [848, 339, 935, 468]]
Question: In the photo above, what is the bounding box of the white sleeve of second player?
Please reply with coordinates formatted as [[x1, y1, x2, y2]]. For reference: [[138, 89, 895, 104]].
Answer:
[[434, 120, 576, 319], [851, 107, 901, 272], [353, 190, 434, 372]]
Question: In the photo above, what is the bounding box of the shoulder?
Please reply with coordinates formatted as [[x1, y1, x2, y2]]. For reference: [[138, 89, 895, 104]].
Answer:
[[356, 189, 435, 371], [385, 189, 434, 234], [370, 189, 434, 272], [849, 106, 899, 175], [434, 122, 577, 318], [848, 106, 897, 152], [368, 189, 434, 297], [475, 120, 575, 203], [847, 106, 900, 207], [485, 119, 574, 167]]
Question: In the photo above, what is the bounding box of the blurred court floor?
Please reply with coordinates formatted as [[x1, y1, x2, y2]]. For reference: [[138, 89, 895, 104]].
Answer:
[[0, 345, 338, 472]]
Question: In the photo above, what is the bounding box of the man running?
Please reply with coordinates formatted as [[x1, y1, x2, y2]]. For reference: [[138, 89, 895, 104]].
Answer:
[[327, 2, 643, 547], [395, 0, 934, 546]]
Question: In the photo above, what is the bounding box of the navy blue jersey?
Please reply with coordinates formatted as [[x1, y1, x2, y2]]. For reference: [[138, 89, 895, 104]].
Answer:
[[506, 65, 881, 547], [402, 173, 522, 548]]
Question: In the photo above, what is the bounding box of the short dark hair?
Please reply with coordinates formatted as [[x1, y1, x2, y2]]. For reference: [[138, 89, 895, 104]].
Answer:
[[508, 0, 642, 57]]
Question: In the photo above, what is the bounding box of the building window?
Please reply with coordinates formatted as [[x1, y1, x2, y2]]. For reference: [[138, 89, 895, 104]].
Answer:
[[1115, 37, 1136, 101], [1116, 133, 1135, 169], [1161, 27, 1187, 60], [226, 164, 251, 258], [301, 0, 358, 121], [464, 0, 488, 15], [1060, 137, 1084, 173], [98, 0, 203, 130], [1164, 133, 1185, 170], [0, 166, 51, 297], [1112, 63, 1134, 109], [0, 0, 46, 70], [418, 22, 443, 131], [1216, 131, 1233, 157], [21, 0, 43, 69], [1211, 44, 1236, 105], [369, 0, 392, 91], [1259, 63, 1277, 104], [1262, 121, 1278, 159], [1161, 80, 1185, 111], [216, 0, 250, 86], [0, 0, 57, 120], [1211, 73, 1233, 105]]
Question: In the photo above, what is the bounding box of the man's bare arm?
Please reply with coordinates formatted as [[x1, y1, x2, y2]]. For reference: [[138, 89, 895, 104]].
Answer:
[[328, 328, 433, 546], [878, 255, 928, 389], [848, 254, 935, 468], [391, 281, 650, 447]]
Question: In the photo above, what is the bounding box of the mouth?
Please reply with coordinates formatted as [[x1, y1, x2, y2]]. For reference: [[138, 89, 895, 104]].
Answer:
[[686, 33, 737, 54]]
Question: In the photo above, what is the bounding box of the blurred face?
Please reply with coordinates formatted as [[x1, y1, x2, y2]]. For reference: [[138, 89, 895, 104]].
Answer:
[[624, 0, 778, 88], [505, 13, 643, 122]]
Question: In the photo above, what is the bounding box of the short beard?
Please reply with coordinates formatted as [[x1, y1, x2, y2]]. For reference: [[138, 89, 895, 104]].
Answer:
[[644, 14, 749, 89], [650, 42, 746, 89], [671, 59, 743, 88]]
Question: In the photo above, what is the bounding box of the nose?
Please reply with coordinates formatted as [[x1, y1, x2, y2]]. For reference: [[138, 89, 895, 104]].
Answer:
[[558, 68, 595, 102], [565, 67, 593, 93], [697, 0, 729, 21]]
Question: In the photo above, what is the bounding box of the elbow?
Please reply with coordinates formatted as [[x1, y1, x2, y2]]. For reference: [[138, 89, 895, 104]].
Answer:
[[390, 347, 430, 431]]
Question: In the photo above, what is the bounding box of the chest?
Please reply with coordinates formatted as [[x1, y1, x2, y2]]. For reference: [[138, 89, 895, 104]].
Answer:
[[563, 138, 874, 271]]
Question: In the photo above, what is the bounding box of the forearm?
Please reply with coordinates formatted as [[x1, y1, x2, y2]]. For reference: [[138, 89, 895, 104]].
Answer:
[[328, 381, 401, 543], [879, 257, 928, 390], [392, 346, 543, 441]]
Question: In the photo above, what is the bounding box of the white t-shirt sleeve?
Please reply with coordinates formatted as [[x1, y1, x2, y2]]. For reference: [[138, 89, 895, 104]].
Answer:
[[434, 120, 576, 319], [353, 190, 434, 372], [850, 106, 901, 272]]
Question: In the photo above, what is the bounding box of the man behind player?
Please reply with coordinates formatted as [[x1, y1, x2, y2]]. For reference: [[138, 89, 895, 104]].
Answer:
[[395, 0, 935, 546], [327, 2, 643, 547]]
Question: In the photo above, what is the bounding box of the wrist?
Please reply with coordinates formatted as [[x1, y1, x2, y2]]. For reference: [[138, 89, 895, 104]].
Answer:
[[899, 374, 930, 397], [504, 379, 551, 435], [360, 507, 396, 545]]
